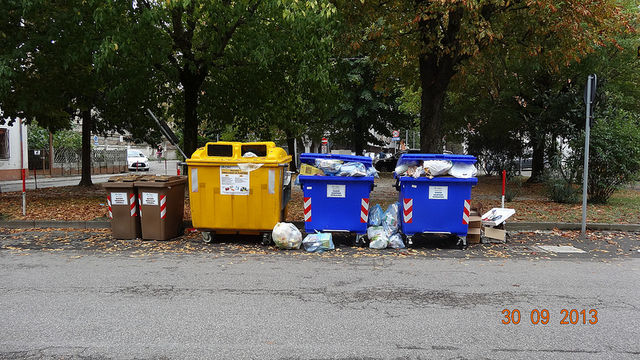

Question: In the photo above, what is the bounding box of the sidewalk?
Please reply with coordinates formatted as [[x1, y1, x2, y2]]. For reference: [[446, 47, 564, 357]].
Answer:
[[0, 173, 127, 193]]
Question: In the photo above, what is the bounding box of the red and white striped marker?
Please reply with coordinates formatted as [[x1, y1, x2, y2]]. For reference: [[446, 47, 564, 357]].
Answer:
[[403, 198, 413, 224], [107, 195, 112, 219], [303, 197, 312, 222], [129, 194, 137, 217], [160, 195, 167, 219], [462, 199, 471, 225], [360, 198, 369, 223], [138, 194, 143, 217]]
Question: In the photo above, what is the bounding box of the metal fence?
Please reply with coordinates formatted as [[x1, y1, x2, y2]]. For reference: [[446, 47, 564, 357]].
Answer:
[[51, 148, 127, 176]]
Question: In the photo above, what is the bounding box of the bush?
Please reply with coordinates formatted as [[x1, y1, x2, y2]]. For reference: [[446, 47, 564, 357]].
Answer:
[[505, 176, 525, 202], [546, 179, 581, 204], [583, 109, 640, 203]]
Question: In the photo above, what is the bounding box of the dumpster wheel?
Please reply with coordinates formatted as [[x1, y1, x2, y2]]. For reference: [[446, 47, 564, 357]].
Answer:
[[202, 231, 214, 243], [355, 234, 367, 247], [261, 232, 273, 246], [456, 236, 467, 250]]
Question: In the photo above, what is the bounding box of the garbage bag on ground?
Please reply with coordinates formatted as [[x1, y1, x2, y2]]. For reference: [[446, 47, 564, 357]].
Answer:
[[382, 203, 399, 236], [368, 204, 384, 226], [302, 233, 334, 253], [367, 226, 389, 249], [388, 233, 405, 249], [337, 162, 367, 177], [366, 166, 379, 178], [448, 162, 477, 178], [315, 159, 343, 175], [299, 163, 324, 176], [272, 222, 302, 249], [423, 160, 453, 176]]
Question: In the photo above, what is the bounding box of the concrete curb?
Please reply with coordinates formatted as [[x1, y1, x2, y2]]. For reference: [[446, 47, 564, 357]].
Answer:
[[0, 220, 638, 232]]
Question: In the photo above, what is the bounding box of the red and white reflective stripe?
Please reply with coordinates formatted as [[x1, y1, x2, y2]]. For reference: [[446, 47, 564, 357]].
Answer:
[[160, 195, 167, 219], [462, 199, 471, 225], [107, 195, 112, 219], [303, 197, 312, 222], [403, 198, 413, 224], [138, 194, 143, 217], [360, 198, 369, 223], [129, 194, 137, 217]]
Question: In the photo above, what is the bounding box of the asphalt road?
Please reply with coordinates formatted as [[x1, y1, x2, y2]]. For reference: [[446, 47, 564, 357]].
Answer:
[[1, 249, 638, 359]]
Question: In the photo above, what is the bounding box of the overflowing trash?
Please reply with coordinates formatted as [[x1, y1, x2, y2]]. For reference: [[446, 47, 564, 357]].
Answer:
[[272, 222, 302, 249], [365, 202, 405, 250], [237, 151, 263, 171], [395, 159, 476, 179], [297, 158, 377, 178], [302, 233, 335, 253]]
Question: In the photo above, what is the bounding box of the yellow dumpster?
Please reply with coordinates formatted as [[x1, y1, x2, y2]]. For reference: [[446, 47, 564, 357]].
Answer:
[[187, 141, 292, 243]]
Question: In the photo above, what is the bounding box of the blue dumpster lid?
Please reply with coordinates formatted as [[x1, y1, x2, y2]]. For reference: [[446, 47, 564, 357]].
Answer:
[[300, 153, 373, 167], [397, 153, 476, 166]]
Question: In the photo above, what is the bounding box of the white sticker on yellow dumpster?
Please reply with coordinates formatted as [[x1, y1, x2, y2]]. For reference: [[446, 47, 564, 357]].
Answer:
[[111, 192, 128, 205], [220, 166, 250, 195], [428, 186, 448, 200], [327, 184, 346, 198], [142, 192, 159, 206]]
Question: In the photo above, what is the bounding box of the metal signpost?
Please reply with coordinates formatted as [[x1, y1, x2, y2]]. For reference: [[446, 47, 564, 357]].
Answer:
[[321, 137, 328, 154], [581, 74, 597, 238]]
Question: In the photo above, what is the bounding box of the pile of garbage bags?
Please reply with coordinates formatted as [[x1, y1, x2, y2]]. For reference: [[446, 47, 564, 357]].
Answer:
[[367, 203, 405, 249], [299, 159, 379, 178], [272, 222, 335, 253], [395, 160, 476, 179]]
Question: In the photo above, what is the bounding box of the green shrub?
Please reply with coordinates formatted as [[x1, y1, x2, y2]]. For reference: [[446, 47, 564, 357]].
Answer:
[[546, 179, 581, 204]]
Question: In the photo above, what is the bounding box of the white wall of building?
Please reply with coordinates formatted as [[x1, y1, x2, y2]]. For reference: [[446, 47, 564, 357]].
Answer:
[[0, 120, 29, 173]]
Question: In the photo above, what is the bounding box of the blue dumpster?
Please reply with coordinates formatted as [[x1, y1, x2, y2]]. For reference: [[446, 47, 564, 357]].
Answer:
[[298, 153, 375, 244], [394, 154, 478, 248]]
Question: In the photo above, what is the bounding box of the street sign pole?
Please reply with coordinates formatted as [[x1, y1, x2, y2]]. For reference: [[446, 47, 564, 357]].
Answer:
[[581, 74, 596, 238]]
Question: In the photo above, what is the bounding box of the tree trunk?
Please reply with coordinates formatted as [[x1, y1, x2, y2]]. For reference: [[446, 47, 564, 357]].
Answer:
[[529, 132, 546, 183], [285, 129, 297, 173], [353, 118, 365, 156], [79, 109, 93, 187], [419, 55, 455, 153], [182, 82, 199, 160]]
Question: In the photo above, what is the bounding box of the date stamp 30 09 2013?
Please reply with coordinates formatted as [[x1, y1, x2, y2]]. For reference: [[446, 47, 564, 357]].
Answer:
[[502, 309, 598, 325]]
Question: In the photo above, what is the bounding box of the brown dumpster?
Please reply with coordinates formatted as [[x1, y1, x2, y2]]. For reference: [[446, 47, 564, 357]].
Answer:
[[103, 175, 142, 239], [134, 175, 187, 240]]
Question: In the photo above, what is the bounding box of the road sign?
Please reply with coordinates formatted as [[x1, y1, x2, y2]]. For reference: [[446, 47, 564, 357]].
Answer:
[[392, 130, 400, 141], [93, 135, 99, 145], [321, 137, 328, 145]]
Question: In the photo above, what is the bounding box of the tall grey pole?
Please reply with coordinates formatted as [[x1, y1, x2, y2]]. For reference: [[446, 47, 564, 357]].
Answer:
[[580, 75, 593, 238]]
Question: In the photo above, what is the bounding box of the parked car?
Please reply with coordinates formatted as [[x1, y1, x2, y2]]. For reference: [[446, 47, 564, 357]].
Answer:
[[373, 149, 420, 172], [127, 149, 150, 171]]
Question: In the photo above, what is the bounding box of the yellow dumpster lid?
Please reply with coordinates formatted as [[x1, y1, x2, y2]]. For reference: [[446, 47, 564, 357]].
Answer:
[[186, 141, 292, 166]]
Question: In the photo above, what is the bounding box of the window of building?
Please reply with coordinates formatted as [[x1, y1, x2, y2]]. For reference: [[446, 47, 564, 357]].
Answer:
[[0, 129, 9, 160]]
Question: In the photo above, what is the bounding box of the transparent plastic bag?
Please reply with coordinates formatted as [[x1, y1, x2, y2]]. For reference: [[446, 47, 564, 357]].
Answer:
[[394, 164, 409, 176], [388, 233, 405, 249], [237, 151, 263, 172], [272, 222, 302, 249], [302, 233, 334, 253], [337, 162, 367, 177], [423, 160, 453, 176], [368, 204, 383, 226], [413, 166, 425, 178], [367, 226, 389, 249], [366, 166, 379, 178], [315, 159, 343, 175], [382, 203, 399, 236]]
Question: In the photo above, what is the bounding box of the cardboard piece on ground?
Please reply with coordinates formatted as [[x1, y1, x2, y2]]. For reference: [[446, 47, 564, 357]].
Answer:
[[483, 226, 506, 241], [468, 215, 482, 228], [481, 208, 516, 226], [467, 228, 481, 244]]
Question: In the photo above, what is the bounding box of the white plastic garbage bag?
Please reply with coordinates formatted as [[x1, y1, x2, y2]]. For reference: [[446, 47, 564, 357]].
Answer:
[[448, 162, 477, 178], [388, 233, 405, 249], [272, 222, 302, 249], [237, 151, 264, 172], [423, 160, 453, 176], [367, 226, 389, 249], [302, 233, 334, 252], [382, 203, 399, 236]]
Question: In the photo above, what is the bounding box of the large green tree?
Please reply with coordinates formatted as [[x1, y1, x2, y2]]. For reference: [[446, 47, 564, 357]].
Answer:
[[334, 0, 635, 152]]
